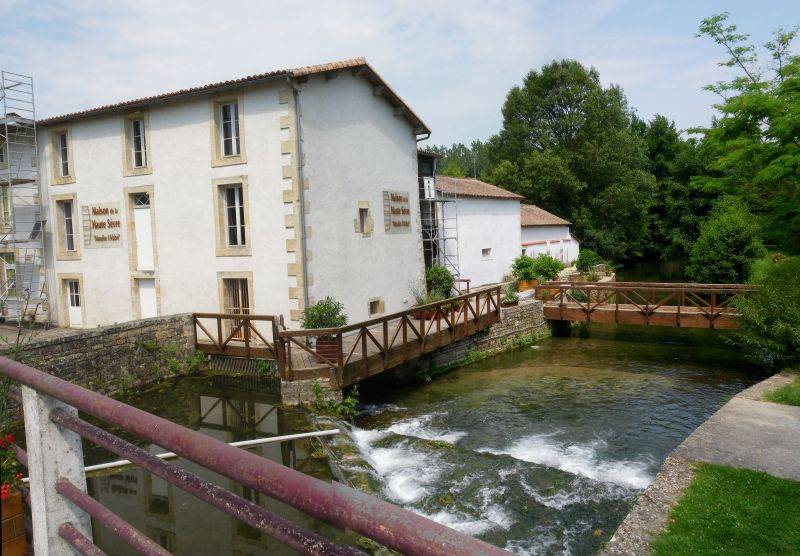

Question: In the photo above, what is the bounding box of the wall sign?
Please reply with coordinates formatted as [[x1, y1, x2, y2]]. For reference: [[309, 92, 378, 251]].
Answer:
[[382, 190, 411, 234], [82, 203, 123, 248]]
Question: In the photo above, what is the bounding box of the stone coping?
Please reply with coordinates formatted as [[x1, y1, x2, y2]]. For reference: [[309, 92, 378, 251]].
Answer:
[[0, 314, 194, 352]]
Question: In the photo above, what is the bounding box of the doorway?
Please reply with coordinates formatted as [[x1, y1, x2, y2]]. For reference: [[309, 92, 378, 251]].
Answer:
[[223, 278, 250, 340], [64, 279, 82, 328], [137, 278, 157, 319]]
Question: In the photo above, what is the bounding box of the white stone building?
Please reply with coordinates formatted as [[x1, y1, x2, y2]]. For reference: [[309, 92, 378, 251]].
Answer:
[[36, 58, 429, 328], [436, 176, 523, 287], [520, 204, 579, 264]]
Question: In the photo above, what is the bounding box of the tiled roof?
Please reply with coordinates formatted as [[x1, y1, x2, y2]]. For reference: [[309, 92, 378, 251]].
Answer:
[[37, 58, 430, 133], [520, 203, 571, 226], [435, 176, 524, 200]]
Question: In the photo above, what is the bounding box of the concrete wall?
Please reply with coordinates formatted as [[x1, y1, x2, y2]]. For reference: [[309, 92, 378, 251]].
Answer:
[[521, 224, 579, 264], [447, 198, 520, 287], [300, 72, 425, 322], [4, 314, 196, 397]]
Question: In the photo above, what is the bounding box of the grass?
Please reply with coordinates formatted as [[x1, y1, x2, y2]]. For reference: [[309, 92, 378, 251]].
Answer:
[[652, 463, 800, 555], [764, 372, 800, 407]]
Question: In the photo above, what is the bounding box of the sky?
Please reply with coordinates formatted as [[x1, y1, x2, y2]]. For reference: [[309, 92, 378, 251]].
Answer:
[[1, 0, 797, 146]]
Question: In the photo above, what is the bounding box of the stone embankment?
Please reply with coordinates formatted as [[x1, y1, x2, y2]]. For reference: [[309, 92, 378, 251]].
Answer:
[[604, 371, 800, 555]]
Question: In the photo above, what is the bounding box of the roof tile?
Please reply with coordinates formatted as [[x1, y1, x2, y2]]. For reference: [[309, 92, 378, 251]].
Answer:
[[520, 204, 571, 226], [435, 176, 523, 200]]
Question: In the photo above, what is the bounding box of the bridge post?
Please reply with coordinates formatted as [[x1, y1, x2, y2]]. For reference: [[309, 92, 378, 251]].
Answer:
[[21, 386, 92, 555]]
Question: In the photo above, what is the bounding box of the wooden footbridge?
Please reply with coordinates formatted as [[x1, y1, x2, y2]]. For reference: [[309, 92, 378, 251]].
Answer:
[[193, 286, 502, 387], [533, 281, 755, 329]]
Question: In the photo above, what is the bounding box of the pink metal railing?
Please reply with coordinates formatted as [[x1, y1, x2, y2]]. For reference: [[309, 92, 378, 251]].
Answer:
[[1, 356, 507, 555]]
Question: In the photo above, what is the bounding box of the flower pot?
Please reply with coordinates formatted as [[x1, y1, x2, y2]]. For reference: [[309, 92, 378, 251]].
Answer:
[[1, 490, 26, 556], [412, 308, 439, 320], [518, 278, 538, 292], [501, 300, 519, 307], [315, 337, 340, 362]]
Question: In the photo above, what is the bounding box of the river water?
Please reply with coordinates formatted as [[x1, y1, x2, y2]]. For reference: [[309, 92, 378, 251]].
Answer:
[[348, 324, 765, 554], [68, 324, 763, 554]]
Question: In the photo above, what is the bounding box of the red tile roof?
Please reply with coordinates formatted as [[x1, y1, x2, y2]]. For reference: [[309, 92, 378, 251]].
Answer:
[[520, 204, 571, 226], [435, 176, 524, 200], [37, 58, 430, 133]]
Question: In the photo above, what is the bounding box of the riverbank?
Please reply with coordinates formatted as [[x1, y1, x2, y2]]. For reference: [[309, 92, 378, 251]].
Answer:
[[604, 370, 800, 554]]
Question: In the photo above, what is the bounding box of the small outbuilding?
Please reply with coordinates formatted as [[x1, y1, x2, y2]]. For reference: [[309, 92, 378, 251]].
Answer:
[[436, 176, 523, 287], [520, 204, 579, 264]]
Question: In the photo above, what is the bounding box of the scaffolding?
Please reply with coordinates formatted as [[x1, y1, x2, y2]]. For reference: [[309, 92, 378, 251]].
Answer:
[[419, 174, 460, 277], [0, 70, 48, 324]]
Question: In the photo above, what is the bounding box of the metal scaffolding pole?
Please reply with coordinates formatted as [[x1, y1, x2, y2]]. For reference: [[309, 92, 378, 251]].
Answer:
[[0, 70, 49, 324]]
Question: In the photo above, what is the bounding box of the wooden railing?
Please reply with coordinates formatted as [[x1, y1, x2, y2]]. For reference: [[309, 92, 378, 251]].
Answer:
[[192, 313, 283, 359], [278, 286, 501, 385], [534, 281, 755, 328]]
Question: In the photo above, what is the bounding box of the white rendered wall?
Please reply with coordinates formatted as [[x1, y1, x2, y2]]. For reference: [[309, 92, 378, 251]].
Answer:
[[299, 73, 425, 322], [39, 80, 296, 327], [521, 225, 580, 263], [446, 198, 521, 287]]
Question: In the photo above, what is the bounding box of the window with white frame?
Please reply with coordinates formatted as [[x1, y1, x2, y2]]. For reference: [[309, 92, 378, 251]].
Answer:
[[224, 185, 246, 246], [220, 102, 240, 157], [130, 118, 147, 168], [59, 199, 76, 252], [58, 131, 70, 177]]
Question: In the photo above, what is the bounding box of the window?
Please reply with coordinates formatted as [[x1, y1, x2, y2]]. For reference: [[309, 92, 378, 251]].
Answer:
[[58, 132, 69, 177], [0, 139, 6, 165], [482, 248, 492, 258], [61, 200, 75, 251], [369, 299, 383, 316], [131, 119, 147, 168], [213, 177, 250, 256], [67, 279, 80, 308], [1, 253, 15, 298], [0, 185, 10, 227], [220, 102, 240, 157], [224, 186, 246, 246], [358, 207, 369, 234]]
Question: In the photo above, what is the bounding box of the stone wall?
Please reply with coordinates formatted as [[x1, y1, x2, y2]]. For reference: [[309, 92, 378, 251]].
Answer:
[[3, 314, 197, 398]]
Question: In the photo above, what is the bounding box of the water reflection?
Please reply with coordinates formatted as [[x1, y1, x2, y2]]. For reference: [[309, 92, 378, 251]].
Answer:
[[83, 375, 340, 555]]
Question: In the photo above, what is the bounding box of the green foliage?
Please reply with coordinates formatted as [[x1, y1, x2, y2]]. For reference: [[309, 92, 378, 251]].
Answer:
[[734, 256, 800, 368], [685, 197, 765, 283], [301, 297, 348, 330], [1, 433, 23, 498], [693, 14, 800, 255], [427, 141, 490, 179], [311, 381, 359, 422], [256, 359, 276, 380], [530, 254, 565, 281], [511, 255, 537, 280], [575, 249, 603, 273], [764, 373, 800, 407], [425, 265, 454, 298], [501, 282, 519, 305], [184, 351, 207, 374], [438, 160, 467, 177], [652, 463, 800, 555]]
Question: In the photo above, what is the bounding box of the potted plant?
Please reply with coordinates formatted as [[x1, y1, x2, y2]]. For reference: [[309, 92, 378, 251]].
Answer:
[[511, 255, 538, 291], [410, 281, 445, 319], [501, 282, 519, 307], [301, 297, 348, 362], [425, 265, 454, 299], [1, 434, 26, 556]]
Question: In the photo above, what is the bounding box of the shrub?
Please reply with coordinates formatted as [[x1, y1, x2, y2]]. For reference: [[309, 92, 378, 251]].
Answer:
[[530, 254, 565, 281], [686, 198, 765, 283], [1, 434, 23, 501], [576, 249, 603, 273], [734, 256, 800, 368], [511, 255, 537, 280], [425, 265, 454, 298], [301, 297, 348, 331]]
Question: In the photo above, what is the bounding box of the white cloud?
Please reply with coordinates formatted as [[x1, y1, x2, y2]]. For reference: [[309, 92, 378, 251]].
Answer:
[[1, 0, 793, 144]]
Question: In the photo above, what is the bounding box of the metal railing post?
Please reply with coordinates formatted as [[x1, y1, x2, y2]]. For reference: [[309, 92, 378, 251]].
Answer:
[[21, 386, 92, 554]]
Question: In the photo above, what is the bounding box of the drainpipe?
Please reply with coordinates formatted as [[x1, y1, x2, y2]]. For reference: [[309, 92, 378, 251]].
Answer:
[[286, 76, 311, 314]]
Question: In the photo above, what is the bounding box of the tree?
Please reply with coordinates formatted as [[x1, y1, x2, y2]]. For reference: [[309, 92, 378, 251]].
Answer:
[[694, 13, 800, 254], [685, 198, 765, 283], [485, 60, 655, 262], [735, 256, 800, 368]]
